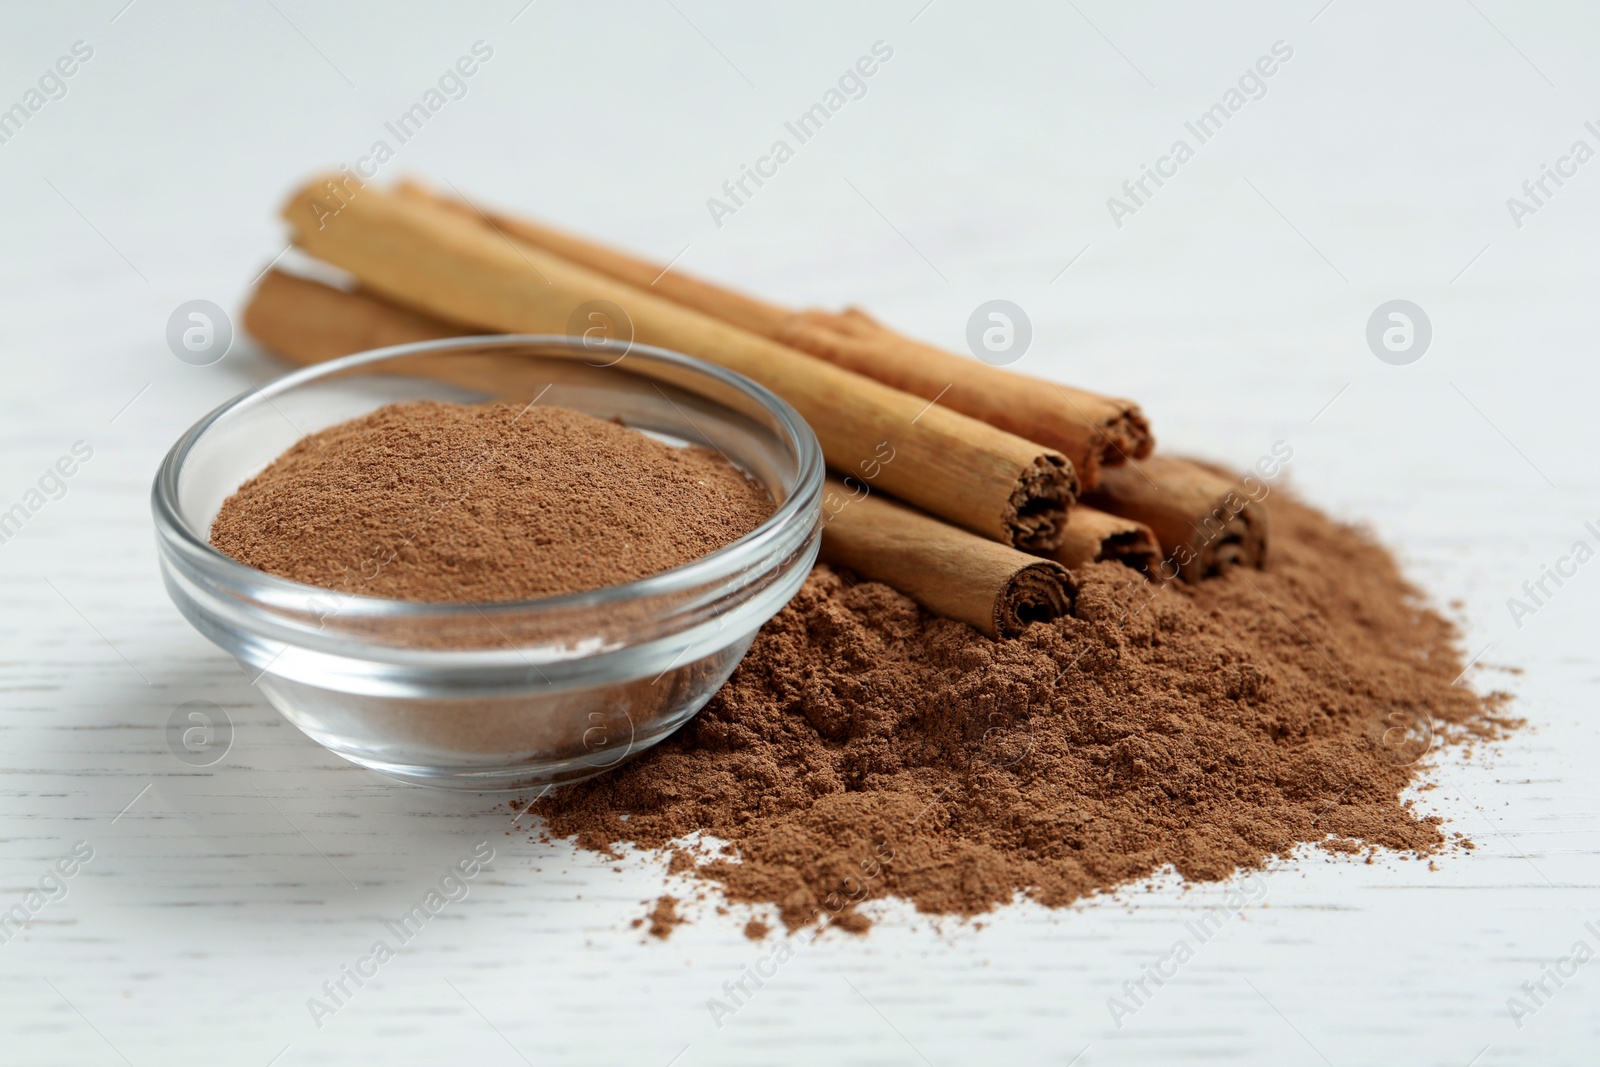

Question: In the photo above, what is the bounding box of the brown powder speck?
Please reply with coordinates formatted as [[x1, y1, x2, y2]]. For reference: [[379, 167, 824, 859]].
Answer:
[[646, 895, 683, 939], [1319, 837, 1364, 855], [743, 918, 770, 941], [210, 400, 773, 601], [534, 489, 1515, 934]]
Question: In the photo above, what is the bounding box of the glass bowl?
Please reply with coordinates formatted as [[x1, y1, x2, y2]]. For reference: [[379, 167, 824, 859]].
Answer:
[[152, 336, 823, 790]]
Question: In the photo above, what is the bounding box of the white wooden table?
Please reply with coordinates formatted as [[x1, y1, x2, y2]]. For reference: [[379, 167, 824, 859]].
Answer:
[[2, 2, 1596, 1063]]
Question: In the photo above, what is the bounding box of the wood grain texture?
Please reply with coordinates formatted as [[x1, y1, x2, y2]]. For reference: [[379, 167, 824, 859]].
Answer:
[[1, 5, 1597, 1065]]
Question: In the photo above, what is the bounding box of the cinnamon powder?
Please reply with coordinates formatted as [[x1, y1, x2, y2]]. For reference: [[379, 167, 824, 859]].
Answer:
[[633, 895, 685, 939], [530, 489, 1514, 933], [210, 400, 773, 600]]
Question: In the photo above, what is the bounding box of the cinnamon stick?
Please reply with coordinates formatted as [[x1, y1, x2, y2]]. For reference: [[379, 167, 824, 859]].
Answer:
[[1083, 456, 1268, 583], [1049, 506, 1160, 573], [394, 180, 792, 340], [820, 478, 1074, 639], [244, 269, 587, 412], [282, 177, 1075, 552], [395, 181, 1152, 489], [242, 270, 458, 364], [774, 308, 1151, 490]]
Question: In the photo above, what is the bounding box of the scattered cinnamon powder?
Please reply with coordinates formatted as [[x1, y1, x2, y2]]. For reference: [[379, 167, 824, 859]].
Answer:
[[530, 488, 1515, 933], [645, 895, 684, 939], [210, 400, 773, 600]]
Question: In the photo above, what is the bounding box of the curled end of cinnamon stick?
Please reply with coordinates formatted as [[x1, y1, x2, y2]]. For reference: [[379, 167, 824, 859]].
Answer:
[[1099, 526, 1163, 574], [1197, 502, 1268, 580], [1084, 456, 1269, 584], [994, 560, 1076, 638], [1049, 504, 1162, 574], [1004, 453, 1077, 553], [1101, 404, 1156, 464], [1072, 401, 1155, 491]]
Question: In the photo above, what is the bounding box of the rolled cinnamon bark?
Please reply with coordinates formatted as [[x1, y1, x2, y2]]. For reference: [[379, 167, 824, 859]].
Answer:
[[775, 308, 1151, 490], [393, 181, 1152, 489], [282, 177, 1074, 552], [820, 478, 1074, 639], [394, 179, 793, 340], [243, 269, 636, 424], [1049, 505, 1160, 573], [242, 270, 459, 364], [1083, 457, 1268, 583]]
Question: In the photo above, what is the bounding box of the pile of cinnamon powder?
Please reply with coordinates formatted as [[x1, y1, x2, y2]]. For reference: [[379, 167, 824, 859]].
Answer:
[[530, 489, 1514, 933], [210, 400, 773, 600]]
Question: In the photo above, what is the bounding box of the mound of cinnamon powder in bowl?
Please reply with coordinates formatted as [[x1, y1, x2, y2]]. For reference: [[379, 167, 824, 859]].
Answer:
[[209, 400, 773, 600], [527, 488, 1516, 934]]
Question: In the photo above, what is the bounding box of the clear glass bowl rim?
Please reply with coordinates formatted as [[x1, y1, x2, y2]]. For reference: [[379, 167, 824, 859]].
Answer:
[[151, 333, 825, 623]]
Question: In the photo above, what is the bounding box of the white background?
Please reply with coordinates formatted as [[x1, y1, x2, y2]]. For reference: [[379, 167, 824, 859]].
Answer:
[[1, 2, 1597, 1064]]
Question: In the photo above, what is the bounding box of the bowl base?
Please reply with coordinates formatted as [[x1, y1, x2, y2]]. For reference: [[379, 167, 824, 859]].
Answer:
[[253, 663, 732, 793], [341, 755, 625, 792]]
